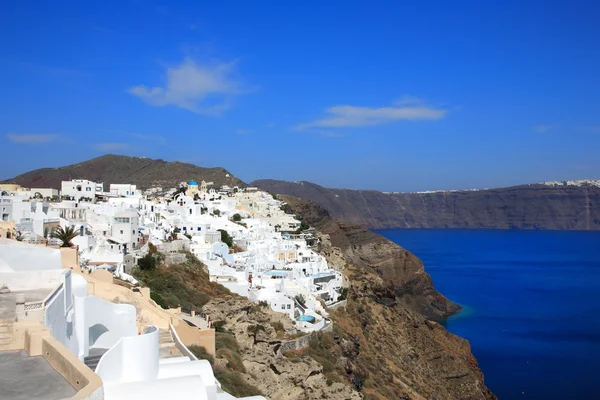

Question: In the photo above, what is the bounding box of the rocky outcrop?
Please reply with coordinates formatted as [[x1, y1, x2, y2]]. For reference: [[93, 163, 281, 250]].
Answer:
[[203, 297, 361, 400], [283, 195, 460, 321], [254, 179, 600, 230], [279, 195, 496, 399]]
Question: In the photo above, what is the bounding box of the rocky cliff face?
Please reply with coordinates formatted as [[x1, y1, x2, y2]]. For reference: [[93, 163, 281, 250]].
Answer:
[[190, 195, 496, 399], [283, 195, 459, 321], [255, 179, 600, 230]]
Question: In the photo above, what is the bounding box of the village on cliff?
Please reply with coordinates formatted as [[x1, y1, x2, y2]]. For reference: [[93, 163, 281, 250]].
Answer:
[[0, 178, 345, 400]]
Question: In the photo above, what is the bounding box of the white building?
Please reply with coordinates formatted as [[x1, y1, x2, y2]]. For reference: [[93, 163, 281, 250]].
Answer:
[[110, 184, 141, 198], [110, 210, 140, 252], [61, 179, 104, 200]]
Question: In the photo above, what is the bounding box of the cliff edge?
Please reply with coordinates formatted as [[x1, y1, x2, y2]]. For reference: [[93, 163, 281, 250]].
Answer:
[[254, 179, 600, 230]]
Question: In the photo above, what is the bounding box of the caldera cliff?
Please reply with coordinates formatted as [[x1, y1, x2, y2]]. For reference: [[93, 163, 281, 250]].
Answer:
[[254, 179, 600, 230]]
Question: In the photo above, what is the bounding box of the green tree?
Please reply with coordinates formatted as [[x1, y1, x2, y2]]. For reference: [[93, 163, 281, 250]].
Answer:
[[138, 254, 157, 271], [232, 213, 241, 222], [218, 229, 234, 248], [213, 209, 221, 216], [51, 226, 78, 247]]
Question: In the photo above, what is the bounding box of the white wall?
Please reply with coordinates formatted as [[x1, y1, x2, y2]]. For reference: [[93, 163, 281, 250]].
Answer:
[[0, 243, 62, 271], [96, 325, 159, 385], [45, 282, 80, 356], [0, 269, 64, 290], [157, 360, 217, 399], [74, 295, 137, 359], [103, 376, 208, 400]]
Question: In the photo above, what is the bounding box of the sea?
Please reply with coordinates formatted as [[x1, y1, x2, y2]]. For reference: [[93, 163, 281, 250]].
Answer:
[[374, 229, 600, 400]]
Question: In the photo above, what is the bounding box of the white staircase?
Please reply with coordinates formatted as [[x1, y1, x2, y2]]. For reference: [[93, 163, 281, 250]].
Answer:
[[158, 328, 182, 358]]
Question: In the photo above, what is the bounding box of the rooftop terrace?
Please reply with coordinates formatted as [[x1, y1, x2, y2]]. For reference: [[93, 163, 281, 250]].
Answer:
[[0, 289, 51, 320], [0, 350, 76, 400]]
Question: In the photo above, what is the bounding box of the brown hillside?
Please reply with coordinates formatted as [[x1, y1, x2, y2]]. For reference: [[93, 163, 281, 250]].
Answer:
[[3, 154, 245, 190]]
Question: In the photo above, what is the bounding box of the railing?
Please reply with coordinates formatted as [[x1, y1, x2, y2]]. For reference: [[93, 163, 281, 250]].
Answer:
[[24, 301, 44, 311], [169, 323, 197, 361], [43, 282, 64, 307]]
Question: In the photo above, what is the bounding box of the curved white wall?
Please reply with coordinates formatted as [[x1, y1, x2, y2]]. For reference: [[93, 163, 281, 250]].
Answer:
[[157, 360, 216, 399], [103, 376, 208, 400], [74, 294, 137, 359], [96, 326, 159, 385]]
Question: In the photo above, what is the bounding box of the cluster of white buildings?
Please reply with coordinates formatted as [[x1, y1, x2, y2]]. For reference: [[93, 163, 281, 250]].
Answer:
[[1, 178, 344, 334]]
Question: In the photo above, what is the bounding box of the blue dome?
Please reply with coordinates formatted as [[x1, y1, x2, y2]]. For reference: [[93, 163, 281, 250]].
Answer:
[[188, 180, 198, 186]]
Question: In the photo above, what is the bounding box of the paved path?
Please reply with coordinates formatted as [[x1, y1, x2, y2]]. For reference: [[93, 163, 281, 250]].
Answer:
[[179, 312, 210, 329], [0, 350, 76, 400]]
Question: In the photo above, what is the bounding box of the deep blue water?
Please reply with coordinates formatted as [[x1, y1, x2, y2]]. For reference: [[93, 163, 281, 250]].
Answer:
[[374, 229, 600, 400]]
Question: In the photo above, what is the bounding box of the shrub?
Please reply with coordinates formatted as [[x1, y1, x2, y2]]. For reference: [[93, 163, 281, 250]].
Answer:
[[232, 213, 241, 222], [270, 321, 285, 333], [218, 229, 234, 248], [138, 254, 157, 271], [295, 294, 306, 306], [339, 287, 349, 301], [216, 332, 245, 372], [148, 242, 158, 254], [217, 348, 246, 372], [213, 209, 221, 216], [215, 368, 263, 398], [216, 332, 240, 353], [189, 345, 214, 365]]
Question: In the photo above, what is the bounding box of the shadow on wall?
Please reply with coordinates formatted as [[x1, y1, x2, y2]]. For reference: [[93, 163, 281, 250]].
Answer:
[[89, 323, 109, 348]]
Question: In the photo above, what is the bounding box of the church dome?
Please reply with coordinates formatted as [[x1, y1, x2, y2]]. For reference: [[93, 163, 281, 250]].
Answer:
[[188, 180, 198, 186]]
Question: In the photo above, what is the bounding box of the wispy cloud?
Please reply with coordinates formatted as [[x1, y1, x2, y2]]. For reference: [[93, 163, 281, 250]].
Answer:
[[128, 58, 246, 116], [295, 98, 447, 131], [129, 133, 166, 145], [93, 142, 130, 152], [6, 133, 61, 143], [533, 124, 554, 133]]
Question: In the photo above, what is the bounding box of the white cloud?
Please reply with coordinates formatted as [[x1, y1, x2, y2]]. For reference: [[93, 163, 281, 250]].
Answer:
[[295, 99, 446, 130], [534, 124, 554, 133], [93, 142, 130, 152], [128, 58, 243, 115], [6, 133, 60, 143]]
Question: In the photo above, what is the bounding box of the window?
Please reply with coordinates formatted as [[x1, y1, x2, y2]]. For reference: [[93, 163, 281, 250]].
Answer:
[[281, 304, 285, 310], [132, 191, 135, 195], [126, 191, 129, 195], [132, 230, 135, 234], [86, 187, 91, 192], [114, 217, 130, 223], [287, 304, 291, 310], [120, 230, 123, 234], [197, 227, 201, 231], [183, 227, 186, 230]]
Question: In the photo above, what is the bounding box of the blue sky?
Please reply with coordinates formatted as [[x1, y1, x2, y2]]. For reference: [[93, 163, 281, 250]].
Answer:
[[1, 1, 599, 192]]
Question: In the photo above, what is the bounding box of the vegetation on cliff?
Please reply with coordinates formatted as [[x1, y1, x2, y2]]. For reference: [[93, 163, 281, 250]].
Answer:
[[133, 198, 495, 399]]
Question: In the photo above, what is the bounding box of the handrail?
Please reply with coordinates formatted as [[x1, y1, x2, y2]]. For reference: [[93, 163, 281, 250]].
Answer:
[[169, 323, 197, 361], [43, 282, 64, 307]]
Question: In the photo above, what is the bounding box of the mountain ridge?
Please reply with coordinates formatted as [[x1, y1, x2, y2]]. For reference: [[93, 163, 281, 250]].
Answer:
[[2, 154, 245, 190], [253, 179, 600, 230]]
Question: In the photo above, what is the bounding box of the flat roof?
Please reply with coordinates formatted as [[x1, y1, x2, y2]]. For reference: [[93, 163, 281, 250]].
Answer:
[[0, 350, 76, 400], [0, 289, 51, 320]]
